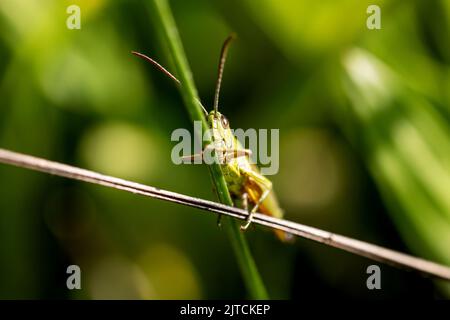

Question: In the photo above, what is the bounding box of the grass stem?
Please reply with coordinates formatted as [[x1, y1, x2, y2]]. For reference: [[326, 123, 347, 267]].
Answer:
[[149, 0, 268, 299]]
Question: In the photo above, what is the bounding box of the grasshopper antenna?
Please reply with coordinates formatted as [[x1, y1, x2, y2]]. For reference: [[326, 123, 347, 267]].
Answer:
[[132, 51, 180, 85], [213, 34, 236, 116], [132, 51, 208, 116]]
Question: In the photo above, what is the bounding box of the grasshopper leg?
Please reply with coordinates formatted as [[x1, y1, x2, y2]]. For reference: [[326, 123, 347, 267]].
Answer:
[[240, 171, 273, 231], [240, 187, 272, 230], [221, 148, 252, 163], [239, 192, 251, 230], [181, 153, 203, 163], [182, 146, 251, 164]]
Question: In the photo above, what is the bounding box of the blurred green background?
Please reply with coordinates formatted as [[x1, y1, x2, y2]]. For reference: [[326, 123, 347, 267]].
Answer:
[[0, 0, 449, 299]]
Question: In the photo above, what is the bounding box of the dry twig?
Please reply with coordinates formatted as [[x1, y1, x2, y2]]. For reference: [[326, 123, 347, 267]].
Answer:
[[0, 148, 449, 281]]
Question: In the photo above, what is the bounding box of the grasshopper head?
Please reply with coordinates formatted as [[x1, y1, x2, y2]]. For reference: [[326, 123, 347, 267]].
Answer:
[[207, 110, 234, 148]]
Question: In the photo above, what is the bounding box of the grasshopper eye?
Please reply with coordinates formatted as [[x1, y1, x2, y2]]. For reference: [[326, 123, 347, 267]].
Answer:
[[221, 115, 229, 128]]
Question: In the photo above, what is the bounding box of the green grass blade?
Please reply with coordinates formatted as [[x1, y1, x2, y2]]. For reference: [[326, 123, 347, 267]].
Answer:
[[148, 0, 268, 299]]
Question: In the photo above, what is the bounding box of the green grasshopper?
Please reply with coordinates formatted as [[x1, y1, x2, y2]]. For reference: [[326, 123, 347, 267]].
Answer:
[[133, 35, 288, 241]]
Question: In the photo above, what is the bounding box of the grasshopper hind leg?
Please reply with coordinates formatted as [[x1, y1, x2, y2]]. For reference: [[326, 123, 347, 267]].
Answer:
[[240, 174, 272, 231], [241, 185, 274, 231], [239, 192, 252, 231]]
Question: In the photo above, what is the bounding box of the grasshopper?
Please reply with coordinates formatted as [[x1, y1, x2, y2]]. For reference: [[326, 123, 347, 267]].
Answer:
[[133, 35, 288, 241]]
